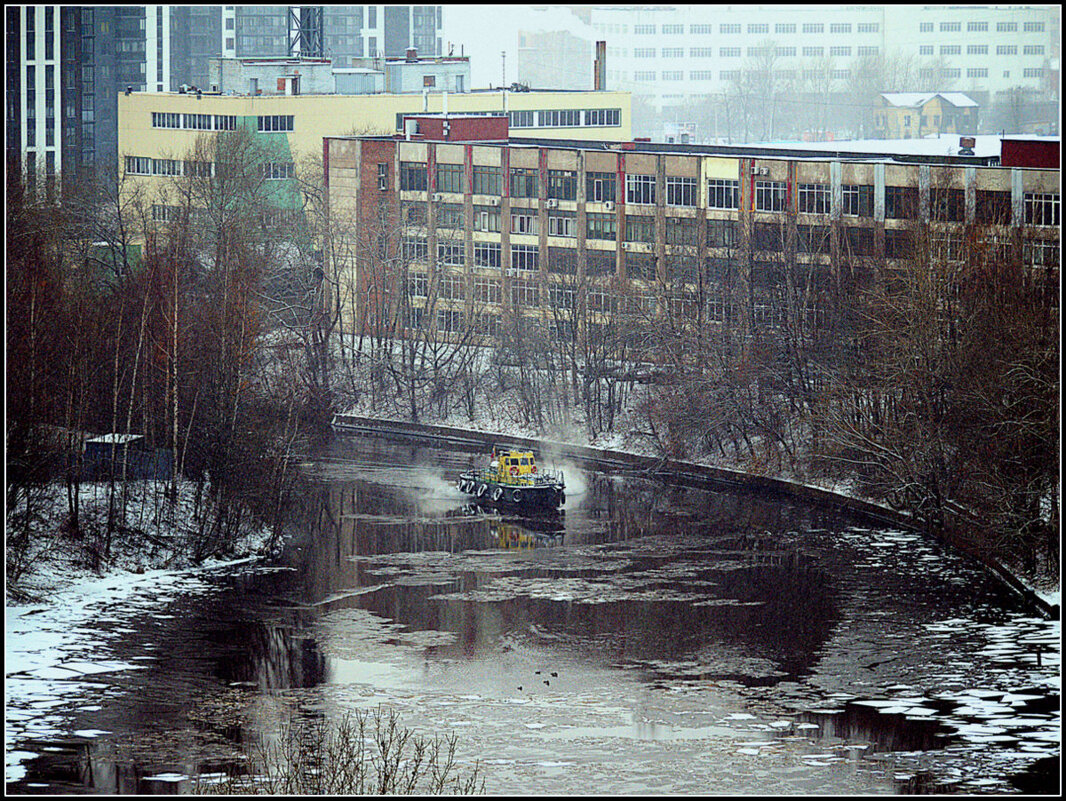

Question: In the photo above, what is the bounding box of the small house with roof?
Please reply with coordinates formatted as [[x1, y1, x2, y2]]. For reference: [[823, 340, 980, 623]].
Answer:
[[876, 92, 979, 139], [83, 434, 173, 480]]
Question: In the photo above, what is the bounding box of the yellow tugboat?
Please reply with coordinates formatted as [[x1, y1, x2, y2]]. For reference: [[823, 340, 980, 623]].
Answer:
[[457, 447, 565, 509]]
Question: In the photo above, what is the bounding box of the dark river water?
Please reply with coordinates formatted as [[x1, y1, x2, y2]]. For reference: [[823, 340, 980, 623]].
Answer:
[[7, 433, 1060, 794]]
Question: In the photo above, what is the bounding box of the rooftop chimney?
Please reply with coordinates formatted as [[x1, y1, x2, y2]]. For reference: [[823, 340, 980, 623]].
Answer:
[[593, 40, 606, 90]]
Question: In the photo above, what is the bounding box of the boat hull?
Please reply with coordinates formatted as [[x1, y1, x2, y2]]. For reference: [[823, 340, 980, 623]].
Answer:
[[457, 472, 565, 509]]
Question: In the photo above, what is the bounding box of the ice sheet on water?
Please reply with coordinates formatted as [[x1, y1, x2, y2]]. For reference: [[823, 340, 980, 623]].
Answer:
[[316, 606, 458, 661]]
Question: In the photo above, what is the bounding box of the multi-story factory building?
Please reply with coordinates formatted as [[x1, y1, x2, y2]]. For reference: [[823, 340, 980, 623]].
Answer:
[[324, 116, 1059, 345]]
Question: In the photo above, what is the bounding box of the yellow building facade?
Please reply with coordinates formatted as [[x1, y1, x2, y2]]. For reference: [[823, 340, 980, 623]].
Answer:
[[117, 88, 632, 183], [875, 93, 979, 140]]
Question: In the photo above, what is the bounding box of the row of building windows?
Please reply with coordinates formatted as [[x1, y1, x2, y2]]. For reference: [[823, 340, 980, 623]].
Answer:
[[634, 64, 1045, 83], [930, 44, 1045, 56], [506, 108, 621, 129], [635, 44, 879, 58], [149, 112, 294, 133], [151, 111, 238, 131], [126, 155, 293, 179], [404, 226, 1059, 267], [257, 114, 294, 132], [636, 69, 857, 82], [598, 17, 1048, 36], [396, 231, 1058, 292], [398, 164, 1059, 225], [918, 20, 1044, 32], [629, 21, 881, 35]]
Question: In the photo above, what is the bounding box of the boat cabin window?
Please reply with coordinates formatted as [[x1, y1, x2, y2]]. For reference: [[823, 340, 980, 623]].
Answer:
[[520, 458, 529, 465]]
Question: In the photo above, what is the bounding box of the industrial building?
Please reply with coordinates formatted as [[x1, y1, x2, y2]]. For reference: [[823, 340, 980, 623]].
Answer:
[[324, 115, 1059, 345]]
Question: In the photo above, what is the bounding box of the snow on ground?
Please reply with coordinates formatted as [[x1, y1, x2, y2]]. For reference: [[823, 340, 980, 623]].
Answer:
[[6, 479, 274, 783], [5, 556, 261, 782]]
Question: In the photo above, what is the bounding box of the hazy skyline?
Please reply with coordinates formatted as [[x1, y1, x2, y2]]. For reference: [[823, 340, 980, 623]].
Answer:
[[442, 5, 593, 88]]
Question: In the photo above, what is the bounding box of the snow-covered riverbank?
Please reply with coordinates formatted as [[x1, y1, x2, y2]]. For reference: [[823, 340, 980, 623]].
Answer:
[[5, 479, 276, 784]]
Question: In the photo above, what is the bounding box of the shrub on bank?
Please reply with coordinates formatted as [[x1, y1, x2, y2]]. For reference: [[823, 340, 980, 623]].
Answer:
[[195, 706, 485, 795]]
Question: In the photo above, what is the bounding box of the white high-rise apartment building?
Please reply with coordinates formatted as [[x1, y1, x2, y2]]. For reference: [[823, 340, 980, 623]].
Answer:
[[584, 5, 1059, 110]]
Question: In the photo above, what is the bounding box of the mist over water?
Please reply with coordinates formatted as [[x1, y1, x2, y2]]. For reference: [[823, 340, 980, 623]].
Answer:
[[406, 466, 468, 500]]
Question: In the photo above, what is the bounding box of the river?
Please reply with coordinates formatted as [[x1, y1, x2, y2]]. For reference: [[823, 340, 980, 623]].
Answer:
[[5, 433, 1060, 794]]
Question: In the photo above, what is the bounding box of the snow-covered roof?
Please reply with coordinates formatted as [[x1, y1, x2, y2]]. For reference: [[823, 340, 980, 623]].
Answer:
[[881, 92, 978, 108], [85, 433, 143, 444], [739, 133, 1005, 159], [936, 92, 979, 108]]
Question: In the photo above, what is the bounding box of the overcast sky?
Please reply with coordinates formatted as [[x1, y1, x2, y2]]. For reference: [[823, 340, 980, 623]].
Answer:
[[441, 5, 594, 88]]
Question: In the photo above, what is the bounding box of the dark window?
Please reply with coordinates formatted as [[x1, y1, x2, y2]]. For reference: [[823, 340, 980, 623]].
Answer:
[[625, 214, 655, 243], [547, 169, 576, 200], [753, 222, 783, 251], [975, 190, 1011, 225], [400, 161, 428, 191], [586, 212, 617, 241], [473, 165, 501, 195], [885, 186, 918, 219], [436, 203, 463, 229], [665, 217, 698, 246], [930, 188, 964, 222], [548, 246, 578, 274], [403, 203, 427, 227], [844, 226, 874, 255], [586, 251, 615, 276], [797, 183, 830, 214], [754, 180, 787, 212], [665, 176, 697, 207], [626, 252, 656, 281], [1024, 193, 1060, 227], [509, 167, 538, 198], [797, 225, 830, 254], [586, 171, 616, 202], [885, 229, 913, 259], [842, 184, 874, 217], [707, 179, 740, 209], [436, 163, 463, 193], [706, 218, 738, 248]]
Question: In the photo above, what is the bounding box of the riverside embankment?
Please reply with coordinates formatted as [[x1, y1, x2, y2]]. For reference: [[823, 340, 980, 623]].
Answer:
[[331, 413, 1058, 620]]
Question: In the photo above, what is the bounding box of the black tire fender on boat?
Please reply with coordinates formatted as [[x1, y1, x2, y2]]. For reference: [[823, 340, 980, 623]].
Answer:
[[492, 486, 503, 502], [511, 489, 522, 504], [558, 489, 565, 505], [476, 482, 487, 497]]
